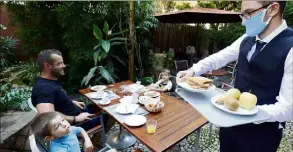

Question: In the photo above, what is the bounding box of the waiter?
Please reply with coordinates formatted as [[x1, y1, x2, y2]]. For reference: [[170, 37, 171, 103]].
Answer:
[[177, 1, 292, 152]]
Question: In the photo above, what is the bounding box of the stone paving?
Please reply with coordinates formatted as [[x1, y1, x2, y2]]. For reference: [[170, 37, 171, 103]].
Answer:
[[0, 115, 292, 152], [106, 121, 293, 152]]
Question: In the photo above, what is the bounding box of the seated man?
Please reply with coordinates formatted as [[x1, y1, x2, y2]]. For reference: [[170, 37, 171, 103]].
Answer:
[[31, 49, 107, 131]]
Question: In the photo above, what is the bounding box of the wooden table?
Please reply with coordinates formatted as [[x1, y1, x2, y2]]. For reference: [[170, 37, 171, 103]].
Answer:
[[79, 81, 207, 152], [203, 69, 229, 77]]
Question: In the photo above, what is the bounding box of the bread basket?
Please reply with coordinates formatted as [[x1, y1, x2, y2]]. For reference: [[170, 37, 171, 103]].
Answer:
[[145, 101, 164, 113]]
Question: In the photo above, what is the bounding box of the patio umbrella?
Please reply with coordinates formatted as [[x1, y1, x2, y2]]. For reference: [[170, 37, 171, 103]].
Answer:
[[154, 7, 241, 23]]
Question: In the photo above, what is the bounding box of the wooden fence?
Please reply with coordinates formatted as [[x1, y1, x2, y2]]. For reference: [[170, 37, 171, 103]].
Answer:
[[152, 23, 212, 60]]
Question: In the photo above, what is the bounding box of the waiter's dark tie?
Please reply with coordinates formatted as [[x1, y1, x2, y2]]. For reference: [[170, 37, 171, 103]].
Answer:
[[250, 40, 267, 62]]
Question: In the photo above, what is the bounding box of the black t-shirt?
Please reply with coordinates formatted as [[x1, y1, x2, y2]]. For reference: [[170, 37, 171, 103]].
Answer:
[[31, 77, 81, 116]]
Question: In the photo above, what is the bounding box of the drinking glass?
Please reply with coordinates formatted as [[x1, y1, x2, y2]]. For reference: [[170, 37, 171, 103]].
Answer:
[[146, 120, 157, 134]]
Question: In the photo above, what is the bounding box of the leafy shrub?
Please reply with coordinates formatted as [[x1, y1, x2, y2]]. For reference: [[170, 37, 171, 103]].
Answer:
[[0, 24, 19, 69], [0, 83, 31, 112], [1, 61, 39, 86]]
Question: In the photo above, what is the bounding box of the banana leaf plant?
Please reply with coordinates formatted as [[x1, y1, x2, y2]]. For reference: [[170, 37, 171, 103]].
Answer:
[[81, 21, 128, 86]]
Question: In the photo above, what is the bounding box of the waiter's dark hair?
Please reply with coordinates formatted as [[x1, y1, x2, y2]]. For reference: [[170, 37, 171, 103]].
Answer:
[[258, 1, 286, 15]]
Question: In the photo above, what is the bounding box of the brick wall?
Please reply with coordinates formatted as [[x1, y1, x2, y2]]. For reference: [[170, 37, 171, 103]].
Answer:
[[1, 4, 28, 61]]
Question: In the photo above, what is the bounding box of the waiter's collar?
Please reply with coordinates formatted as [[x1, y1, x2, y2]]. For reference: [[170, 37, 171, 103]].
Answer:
[[256, 20, 288, 43]]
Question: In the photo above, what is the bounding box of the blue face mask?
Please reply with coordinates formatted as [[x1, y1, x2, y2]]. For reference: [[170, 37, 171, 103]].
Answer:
[[242, 7, 272, 37]]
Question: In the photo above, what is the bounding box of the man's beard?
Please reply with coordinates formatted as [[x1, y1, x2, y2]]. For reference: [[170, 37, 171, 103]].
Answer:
[[51, 68, 65, 78]]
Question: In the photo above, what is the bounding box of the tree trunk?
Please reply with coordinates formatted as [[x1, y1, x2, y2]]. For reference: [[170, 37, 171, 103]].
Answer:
[[129, 1, 135, 81]]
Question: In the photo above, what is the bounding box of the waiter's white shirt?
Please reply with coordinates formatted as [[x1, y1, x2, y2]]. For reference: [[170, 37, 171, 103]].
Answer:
[[190, 20, 293, 123]]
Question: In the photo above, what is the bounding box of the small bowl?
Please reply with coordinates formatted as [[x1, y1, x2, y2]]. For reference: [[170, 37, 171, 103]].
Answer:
[[145, 101, 164, 113]]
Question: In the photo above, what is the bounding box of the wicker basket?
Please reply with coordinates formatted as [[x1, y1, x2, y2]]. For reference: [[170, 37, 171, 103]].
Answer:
[[145, 101, 164, 113]]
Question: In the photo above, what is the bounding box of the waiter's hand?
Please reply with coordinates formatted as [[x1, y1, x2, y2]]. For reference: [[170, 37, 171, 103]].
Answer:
[[176, 70, 194, 82]]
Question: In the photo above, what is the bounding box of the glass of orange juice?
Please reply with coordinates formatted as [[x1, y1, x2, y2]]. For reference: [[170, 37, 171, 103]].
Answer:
[[146, 120, 157, 134]]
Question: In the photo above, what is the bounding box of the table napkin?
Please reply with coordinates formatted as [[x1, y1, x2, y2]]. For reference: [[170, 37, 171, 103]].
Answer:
[[104, 103, 149, 123]]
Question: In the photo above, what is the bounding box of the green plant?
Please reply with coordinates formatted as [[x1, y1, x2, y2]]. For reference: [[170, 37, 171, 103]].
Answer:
[[140, 76, 154, 85], [1, 61, 39, 86], [0, 83, 31, 112], [0, 25, 19, 69], [165, 50, 175, 70], [284, 1, 293, 27], [7, 1, 158, 89], [176, 2, 193, 10], [151, 53, 166, 71], [81, 21, 128, 86]]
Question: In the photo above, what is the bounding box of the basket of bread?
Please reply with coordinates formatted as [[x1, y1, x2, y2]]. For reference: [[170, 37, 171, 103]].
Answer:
[[144, 97, 164, 113]]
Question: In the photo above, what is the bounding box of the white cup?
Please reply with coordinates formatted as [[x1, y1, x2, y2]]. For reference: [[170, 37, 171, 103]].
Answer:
[[131, 93, 139, 104], [100, 97, 108, 104], [95, 91, 105, 99]]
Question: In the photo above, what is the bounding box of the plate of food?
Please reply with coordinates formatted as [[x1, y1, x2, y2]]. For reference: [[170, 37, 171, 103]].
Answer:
[[90, 85, 107, 92], [144, 91, 160, 98], [178, 77, 215, 92], [211, 88, 258, 115]]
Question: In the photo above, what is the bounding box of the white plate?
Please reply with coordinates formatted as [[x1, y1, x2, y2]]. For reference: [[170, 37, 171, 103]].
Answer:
[[125, 115, 147, 127], [211, 96, 258, 115], [115, 104, 139, 115], [119, 96, 134, 104], [144, 91, 160, 98], [99, 99, 111, 106], [126, 84, 145, 92], [90, 85, 107, 92], [86, 92, 108, 100], [177, 81, 215, 93]]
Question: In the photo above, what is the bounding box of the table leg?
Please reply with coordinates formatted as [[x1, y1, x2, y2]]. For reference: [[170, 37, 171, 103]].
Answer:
[[208, 124, 213, 146], [193, 127, 201, 152], [106, 125, 137, 149]]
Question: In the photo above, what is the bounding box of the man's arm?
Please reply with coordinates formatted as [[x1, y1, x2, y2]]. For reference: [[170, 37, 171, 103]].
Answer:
[[190, 34, 246, 76], [36, 103, 94, 124], [257, 48, 293, 123], [36, 103, 74, 123]]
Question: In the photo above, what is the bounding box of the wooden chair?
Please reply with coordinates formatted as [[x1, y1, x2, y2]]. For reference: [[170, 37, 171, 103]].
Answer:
[[29, 135, 48, 152], [29, 134, 115, 152]]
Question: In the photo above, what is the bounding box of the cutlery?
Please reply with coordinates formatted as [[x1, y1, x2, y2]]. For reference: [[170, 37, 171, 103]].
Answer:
[[137, 111, 148, 115], [91, 97, 102, 100]]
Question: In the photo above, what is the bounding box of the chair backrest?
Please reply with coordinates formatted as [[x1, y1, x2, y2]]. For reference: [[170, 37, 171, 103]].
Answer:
[[29, 135, 48, 152], [28, 98, 37, 112], [170, 76, 177, 92], [231, 61, 238, 86], [174, 60, 189, 72]]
